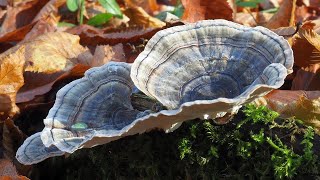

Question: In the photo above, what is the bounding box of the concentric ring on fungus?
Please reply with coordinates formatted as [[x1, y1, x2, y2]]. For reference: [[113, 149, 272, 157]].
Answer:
[[131, 19, 293, 109]]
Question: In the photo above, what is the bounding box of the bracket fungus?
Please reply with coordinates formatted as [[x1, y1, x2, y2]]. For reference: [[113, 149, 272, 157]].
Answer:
[[131, 19, 293, 117], [16, 20, 294, 165]]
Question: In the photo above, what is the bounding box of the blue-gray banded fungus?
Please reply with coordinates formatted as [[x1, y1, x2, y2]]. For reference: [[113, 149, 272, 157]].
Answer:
[[16, 20, 294, 165], [131, 19, 293, 110], [17, 62, 148, 164], [15, 133, 65, 165]]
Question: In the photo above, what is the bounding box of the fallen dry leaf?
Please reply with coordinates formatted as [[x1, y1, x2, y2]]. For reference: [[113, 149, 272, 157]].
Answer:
[[0, 0, 49, 35], [124, 6, 166, 28], [0, 159, 29, 180], [0, 32, 88, 105], [0, 21, 37, 43], [292, 67, 320, 90], [66, 22, 183, 46], [291, 21, 320, 90], [124, 0, 159, 15], [22, 14, 60, 42], [22, 32, 87, 73], [91, 45, 114, 67], [77, 44, 127, 67], [181, 0, 233, 22], [2, 119, 26, 160], [66, 22, 183, 63], [272, 26, 297, 38], [16, 72, 63, 103], [253, 90, 320, 134], [17, 64, 89, 103], [227, 0, 236, 20], [235, 12, 273, 27], [271, 26, 298, 46], [265, 0, 297, 29], [1, 118, 32, 177], [0, 46, 25, 120], [32, 0, 65, 22]]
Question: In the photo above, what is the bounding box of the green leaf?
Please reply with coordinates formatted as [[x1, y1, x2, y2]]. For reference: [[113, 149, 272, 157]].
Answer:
[[172, 4, 184, 18], [67, 0, 79, 12], [98, 0, 123, 18], [57, 22, 76, 27], [236, 0, 264, 7], [87, 13, 113, 26]]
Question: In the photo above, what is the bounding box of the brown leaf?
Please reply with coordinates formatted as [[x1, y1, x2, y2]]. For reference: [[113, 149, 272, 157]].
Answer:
[[67, 22, 184, 63], [22, 32, 87, 73], [67, 22, 183, 46], [235, 12, 273, 27], [77, 44, 127, 67], [254, 90, 320, 134], [0, 32, 87, 105], [291, 66, 320, 90], [16, 72, 63, 103], [0, 46, 25, 120], [271, 26, 298, 46], [292, 22, 320, 67], [91, 45, 114, 67], [1, 119, 31, 177], [272, 26, 297, 38], [0, 0, 49, 35], [299, 21, 320, 51], [111, 43, 127, 62], [2, 119, 26, 160], [265, 0, 297, 29], [77, 50, 93, 66], [124, 0, 159, 15], [291, 21, 320, 90], [32, 0, 65, 22], [123, 6, 166, 28], [22, 14, 60, 42], [16, 64, 89, 103], [0, 159, 18, 177], [0, 21, 37, 43], [181, 0, 233, 23]]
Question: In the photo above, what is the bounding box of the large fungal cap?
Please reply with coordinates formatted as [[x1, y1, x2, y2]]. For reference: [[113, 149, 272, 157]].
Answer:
[[40, 62, 147, 152], [130, 19, 294, 109]]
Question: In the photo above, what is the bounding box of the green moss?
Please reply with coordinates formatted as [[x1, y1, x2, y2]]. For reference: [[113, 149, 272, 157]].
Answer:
[[31, 105, 320, 180]]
